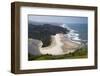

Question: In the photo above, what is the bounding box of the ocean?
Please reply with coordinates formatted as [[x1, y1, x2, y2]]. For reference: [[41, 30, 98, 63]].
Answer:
[[61, 24, 88, 42]]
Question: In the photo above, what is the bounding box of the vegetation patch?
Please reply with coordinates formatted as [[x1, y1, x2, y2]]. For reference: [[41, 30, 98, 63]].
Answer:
[[28, 47, 88, 61]]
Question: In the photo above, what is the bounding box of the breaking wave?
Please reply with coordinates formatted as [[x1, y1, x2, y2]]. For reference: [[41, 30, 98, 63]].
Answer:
[[60, 24, 81, 42]]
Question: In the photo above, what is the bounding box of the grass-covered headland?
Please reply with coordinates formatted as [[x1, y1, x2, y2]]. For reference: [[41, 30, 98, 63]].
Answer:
[[28, 47, 88, 61]]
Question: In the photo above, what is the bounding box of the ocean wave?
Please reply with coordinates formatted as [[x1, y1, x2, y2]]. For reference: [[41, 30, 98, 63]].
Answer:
[[60, 24, 81, 42]]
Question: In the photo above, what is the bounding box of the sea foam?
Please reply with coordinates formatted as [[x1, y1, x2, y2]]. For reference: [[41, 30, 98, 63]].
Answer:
[[60, 24, 81, 42]]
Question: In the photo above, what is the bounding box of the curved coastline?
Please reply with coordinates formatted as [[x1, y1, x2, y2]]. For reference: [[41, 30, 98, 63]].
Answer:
[[28, 33, 82, 56], [28, 24, 86, 56]]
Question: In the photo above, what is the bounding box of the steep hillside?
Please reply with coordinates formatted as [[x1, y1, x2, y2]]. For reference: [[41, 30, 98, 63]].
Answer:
[[28, 23, 69, 47]]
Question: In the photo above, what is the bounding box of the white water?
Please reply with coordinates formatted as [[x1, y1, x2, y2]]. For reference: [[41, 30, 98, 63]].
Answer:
[[60, 24, 81, 43]]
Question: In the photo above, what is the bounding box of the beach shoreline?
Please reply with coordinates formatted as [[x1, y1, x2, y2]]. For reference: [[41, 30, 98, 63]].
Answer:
[[28, 33, 83, 56]]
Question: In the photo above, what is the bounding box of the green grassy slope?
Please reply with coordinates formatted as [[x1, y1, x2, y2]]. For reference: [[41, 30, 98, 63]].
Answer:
[[28, 47, 88, 61]]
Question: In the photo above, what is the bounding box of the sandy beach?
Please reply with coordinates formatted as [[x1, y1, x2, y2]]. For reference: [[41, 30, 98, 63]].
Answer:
[[28, 33, 82, 55]]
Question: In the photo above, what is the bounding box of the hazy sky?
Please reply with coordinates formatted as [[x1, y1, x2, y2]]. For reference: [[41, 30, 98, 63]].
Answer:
[[28, 15, 88, 24]]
